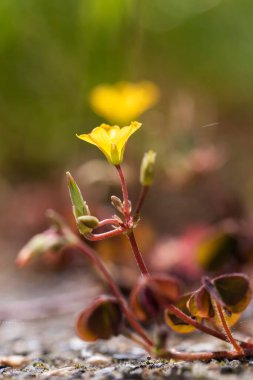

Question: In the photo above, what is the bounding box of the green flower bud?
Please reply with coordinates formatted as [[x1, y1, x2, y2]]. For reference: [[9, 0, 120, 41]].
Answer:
[[77, 215, 99, 235], [66, 172, 90, 218], [140, 150, 156, 186]]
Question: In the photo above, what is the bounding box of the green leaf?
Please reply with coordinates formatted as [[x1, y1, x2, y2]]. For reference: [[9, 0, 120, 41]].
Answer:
[[66, 171, 90, 218]]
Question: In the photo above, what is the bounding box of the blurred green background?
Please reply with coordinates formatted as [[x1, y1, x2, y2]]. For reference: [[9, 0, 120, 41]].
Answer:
[[1, 0, 253, 311], [1, 0, 253, 182]]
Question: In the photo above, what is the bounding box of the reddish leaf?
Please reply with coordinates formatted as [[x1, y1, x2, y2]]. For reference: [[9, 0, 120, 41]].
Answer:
[[187, 286, 213, 318], [76, 296, 123, 341], [130, 274, 180, 322], [197, 231, 239, 271], [214, 273, 251, 313]]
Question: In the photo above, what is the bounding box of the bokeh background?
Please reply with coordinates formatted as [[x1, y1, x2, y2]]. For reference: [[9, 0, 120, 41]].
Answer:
[[1, 0, 253, 318]]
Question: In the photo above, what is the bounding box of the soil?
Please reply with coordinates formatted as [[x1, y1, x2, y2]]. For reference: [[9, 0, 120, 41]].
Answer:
[[1, 314, 253, 379]]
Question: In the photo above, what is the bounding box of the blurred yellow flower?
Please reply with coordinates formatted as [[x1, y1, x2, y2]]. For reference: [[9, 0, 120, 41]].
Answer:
[[89, 81, 159, 124], [77, 121, 141, 165]]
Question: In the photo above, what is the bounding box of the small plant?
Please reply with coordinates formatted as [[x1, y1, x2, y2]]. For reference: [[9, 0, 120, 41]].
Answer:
[[17, 121, 253, 361]]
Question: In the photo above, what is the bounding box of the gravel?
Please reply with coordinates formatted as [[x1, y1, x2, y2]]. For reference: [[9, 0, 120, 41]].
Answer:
[[0, 315, 253, 379]]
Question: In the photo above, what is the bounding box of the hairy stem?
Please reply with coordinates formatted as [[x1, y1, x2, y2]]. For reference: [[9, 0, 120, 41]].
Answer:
[[215, 302, 244, 354], [127, 230, 149, 275], [115, 165, 131, 217]]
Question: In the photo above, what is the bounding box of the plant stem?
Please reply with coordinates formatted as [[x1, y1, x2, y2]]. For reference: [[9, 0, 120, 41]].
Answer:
[[134, 186, 149, 219], [166, 305, 253, 351], [166, 304, 235, 344], [159, 348, 248, 361], [75, 240, 153, 348], [115, 165, 131, 218], [97, 219, 121, 228], [127, 230, 149, 275], [215, 302, 244, 354], [85, 227, 125, 241], [122, 328, 151, 352], [115, 165, 150, 275]]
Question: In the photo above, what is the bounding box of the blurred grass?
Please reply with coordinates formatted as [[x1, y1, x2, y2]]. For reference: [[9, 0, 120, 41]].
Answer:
[[0, 0, 253, 180]]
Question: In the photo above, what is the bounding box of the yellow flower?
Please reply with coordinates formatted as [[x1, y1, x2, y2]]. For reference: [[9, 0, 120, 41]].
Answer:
[[89, 81, 159, 124], [76, 121, 141, 165]]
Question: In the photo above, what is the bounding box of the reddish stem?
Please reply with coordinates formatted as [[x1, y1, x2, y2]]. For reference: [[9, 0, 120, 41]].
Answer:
[[215, 302, 244, 354], [123, 329, 151, 352], [97, 218, 121, 228], [160, 348, 248, 361], [75, 240, 153, 348], [127, 230, 149, 275], [85, 227, 125, 241], [134, 186, 149, 219], [114, 159, 248, 356], [115, 165, 131, 218], [166, 304, 237, 345]]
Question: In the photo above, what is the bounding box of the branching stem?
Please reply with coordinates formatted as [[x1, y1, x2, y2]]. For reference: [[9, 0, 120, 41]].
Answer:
[[85, 227, 125, 241], [74, 240, 153, 348], [97, 218, 121, 228]]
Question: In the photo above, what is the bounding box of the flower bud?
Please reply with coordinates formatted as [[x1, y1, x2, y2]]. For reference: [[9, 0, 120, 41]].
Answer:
[[66, 171, 90, 218], [111, 195, 124, 214], [16, 229, 66, 267], [140, 150, 156, 187], [77, 215, 99, 235]]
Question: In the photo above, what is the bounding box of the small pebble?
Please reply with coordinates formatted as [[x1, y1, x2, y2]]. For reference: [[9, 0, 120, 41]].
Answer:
[[86, 354, 112, 365], [129, 367, 143, 377], [95, 366, 116, 376], [81, 348, 92, 359], [69, 337, 86, 351], [113, 353, 143, 361], [220, 361, 243, 375], [0, 355, 29, 368], [24, 360, 49, 374], [13, 338, 41, 355]]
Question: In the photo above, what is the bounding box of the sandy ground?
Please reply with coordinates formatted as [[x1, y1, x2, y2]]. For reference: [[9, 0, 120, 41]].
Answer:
[[1, 313, 253, 379]]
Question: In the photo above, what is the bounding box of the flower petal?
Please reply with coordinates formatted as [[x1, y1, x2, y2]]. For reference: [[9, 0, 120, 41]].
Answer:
[[77, 125, 113, 163], [116, 121, 142, 151], [90, 81, 159, 123], [76, 122, 141, 165]]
